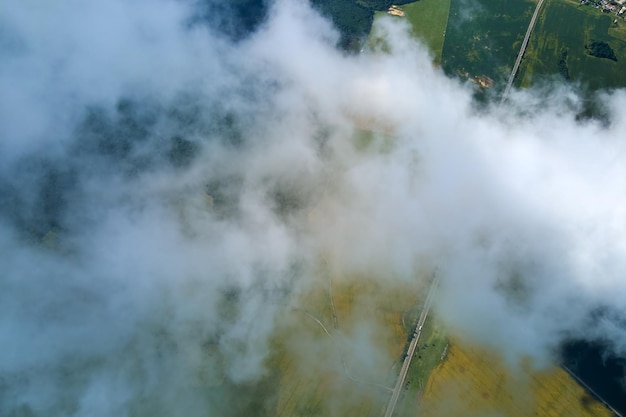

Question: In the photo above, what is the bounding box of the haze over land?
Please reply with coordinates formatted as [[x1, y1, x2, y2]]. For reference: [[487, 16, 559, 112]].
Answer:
[[1, 0, 626, 415]]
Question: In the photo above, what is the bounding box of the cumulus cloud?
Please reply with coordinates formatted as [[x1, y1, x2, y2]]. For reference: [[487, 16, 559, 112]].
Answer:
[[1, 0, 625, 415]]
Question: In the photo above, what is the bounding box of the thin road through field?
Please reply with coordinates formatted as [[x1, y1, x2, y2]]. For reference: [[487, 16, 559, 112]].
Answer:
[[562, 365, 624, 417], [383, 272, 440, 417], [501, 0, 546, 103]]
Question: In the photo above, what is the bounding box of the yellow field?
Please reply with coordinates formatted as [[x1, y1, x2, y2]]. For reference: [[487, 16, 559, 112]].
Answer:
[[418, 340, 613, 417], [257, 264, 612, 417], [268, 274, 426, 417]]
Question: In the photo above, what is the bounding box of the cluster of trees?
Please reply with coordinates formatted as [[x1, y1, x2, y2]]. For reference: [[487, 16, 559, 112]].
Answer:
[[193, 0, 421, 50], [585, 40, 618, 61], [191, 0, 270, 41], [557, 48, 571, 80]]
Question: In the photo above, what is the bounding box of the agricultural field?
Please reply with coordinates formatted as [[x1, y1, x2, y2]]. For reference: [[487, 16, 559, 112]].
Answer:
[[517, 0, 626, 90], [440, 0, 538, 93], [380, 0, 453, 64], [370, 0, 536, 93], [204, 270, 618, 417], [402, 0, 452, 64], [199, 254, 619, 417], [396, 314, 448, 417], [418, 340, 614, 417], [268, 273, 430, 417]]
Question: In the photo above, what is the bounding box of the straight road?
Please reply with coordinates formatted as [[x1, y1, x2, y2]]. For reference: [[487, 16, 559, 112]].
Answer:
[[562, 365, 624, 417], [383, 272, 440, 417], [500, 0, 546, 103]]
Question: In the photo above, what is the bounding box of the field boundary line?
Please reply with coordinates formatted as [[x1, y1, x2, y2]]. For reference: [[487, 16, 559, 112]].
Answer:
[[562, 364, 624, 417]]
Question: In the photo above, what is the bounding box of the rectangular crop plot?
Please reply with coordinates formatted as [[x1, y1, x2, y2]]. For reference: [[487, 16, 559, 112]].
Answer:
[[440, 0, 538, 92], [518, 0, 626, 90]]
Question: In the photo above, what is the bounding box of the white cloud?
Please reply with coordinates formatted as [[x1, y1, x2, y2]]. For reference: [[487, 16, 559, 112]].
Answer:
[[1, 0, 625, 414]]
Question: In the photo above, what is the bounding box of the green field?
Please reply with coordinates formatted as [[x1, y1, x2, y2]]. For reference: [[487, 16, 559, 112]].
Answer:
[[401, 0, 453, 64], [440, 0, 538, 93], [518, 0, 626, 90], [397, 313, 448, 417], [370, 0, 537, 93], [371, 0, 451, 64]]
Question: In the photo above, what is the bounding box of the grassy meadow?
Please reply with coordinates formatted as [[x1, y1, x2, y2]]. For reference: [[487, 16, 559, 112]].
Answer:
[[370, 0, 451, 64], [396, 314, 448, 417], [518, 0, 626, 90], [371, 0, 536, 92], [400, 0, 453, 64], [371, 0, 626, 93]]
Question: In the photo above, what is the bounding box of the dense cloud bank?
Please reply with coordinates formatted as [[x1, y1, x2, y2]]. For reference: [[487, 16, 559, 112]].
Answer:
[[1, 0, 626, 415]]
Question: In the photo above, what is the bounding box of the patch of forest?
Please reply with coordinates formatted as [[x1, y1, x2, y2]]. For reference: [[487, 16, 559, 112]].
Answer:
[[310, 0, 417, 50], [585, 40, 618, 61]]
